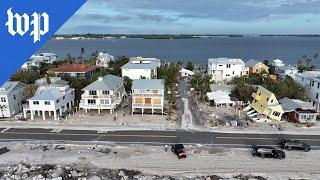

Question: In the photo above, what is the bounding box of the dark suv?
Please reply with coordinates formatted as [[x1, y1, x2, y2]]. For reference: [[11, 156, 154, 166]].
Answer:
[[279, 139, 311, 152], [171, 144, 186, 159], [252, 145, 285, 159]]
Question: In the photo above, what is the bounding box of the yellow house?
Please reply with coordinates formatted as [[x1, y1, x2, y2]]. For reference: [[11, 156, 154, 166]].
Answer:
[[245, 60, 269, 75], [131, 79, 164, 115], [251, 86, 284, 121]]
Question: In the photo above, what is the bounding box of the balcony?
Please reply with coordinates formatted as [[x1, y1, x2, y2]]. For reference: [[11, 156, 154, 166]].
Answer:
[[132, 103, 163, 108], [81, 95, 112, 99], [79, 102, 115, 109], [132, 93, 163, 97]]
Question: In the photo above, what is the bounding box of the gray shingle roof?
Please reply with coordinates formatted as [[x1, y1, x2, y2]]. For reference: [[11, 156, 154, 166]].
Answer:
[[121, 61, 158, 69], [279, 97, 314, 112], [208, 58, 244, 65], [245, 59, 260, 67], [0, 81, 25, 95], [83, 74, 124, 91], [29, 89, 64, 101], [132, 79, 164, 90]]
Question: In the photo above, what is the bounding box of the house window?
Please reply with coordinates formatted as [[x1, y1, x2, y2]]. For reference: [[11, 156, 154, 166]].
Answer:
[[100, 99, 109, 104], [88, 99, 96, 104], [13, 95, 16, 100], [226, 64, 231, 68], [56, 99, 60, 103], [89, 90, 97, 95], [317, 93, 319, 99], [63, 96, 65, 100], [271, 100, 274, 103], [312, 81, 315, 86], [102, 91, 109, 95], [45, 101, 51, 105], [273, 111, 281, 117], [266, 97, 269, 102], [33, 101, 39, 105], [0, 97, 6, 103], [258, 92, 261, 96]]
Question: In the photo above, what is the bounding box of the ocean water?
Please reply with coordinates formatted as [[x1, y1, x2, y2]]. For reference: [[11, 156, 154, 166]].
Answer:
[[38, 37, 320, 65]]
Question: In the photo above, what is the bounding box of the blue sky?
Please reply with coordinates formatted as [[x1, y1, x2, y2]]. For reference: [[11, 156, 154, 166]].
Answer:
[[57, 0, 320, 34]]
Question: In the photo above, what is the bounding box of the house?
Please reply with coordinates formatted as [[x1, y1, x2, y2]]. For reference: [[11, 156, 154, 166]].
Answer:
[[208, 58, 248, 82], [21, 53, 58, 70], [180, 68, 195, 77], [295, 71, 320, 112], [23, 77, 75, 120], [121, 61, 158, 79], [245, 59, 269, 74], [276, 65, 298, 80], [129, 56, 161, 67], [0, 81, 26, 118], [206, 90, 234, 107], [47, 64, 99, 80], [246, 86, 284, 121], [96, 52, 114, 68], [272, 59, 285, 67], [131, 79, 164, 115], [279, 97, 318, 124], [79, 74, 126, 114]]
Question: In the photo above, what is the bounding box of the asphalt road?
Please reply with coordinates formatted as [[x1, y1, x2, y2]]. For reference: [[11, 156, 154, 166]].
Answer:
[[1, 128, 320, 148]]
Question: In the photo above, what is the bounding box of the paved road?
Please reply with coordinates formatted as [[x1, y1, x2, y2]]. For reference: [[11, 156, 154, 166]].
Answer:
[[1, 128, 320, 148]]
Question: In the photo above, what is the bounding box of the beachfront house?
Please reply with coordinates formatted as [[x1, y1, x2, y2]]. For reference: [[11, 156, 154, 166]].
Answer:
[[245, 59, 269, 75], [245, 86, 284, 121], [272, 59, 285, 68], [276, 65, 298, 80], [207, 58, 248, 82], [47, 64, 99, 80], [180, 68, 195, 77], [0, 81, 26, 118], [121, 61, 158, 79], [96, 52, 114, 68], [21, 53, 58, 70], [295, 71, 320, 112], [131, 79, 164, 115], [23, 77, 75, 120], [279, 97, 318, 124], [129, 56, 161, 67], [79, 75, 126, 114]]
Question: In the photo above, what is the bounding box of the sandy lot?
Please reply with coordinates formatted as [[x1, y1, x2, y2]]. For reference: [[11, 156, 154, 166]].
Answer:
[[0, 142, 319, 179]]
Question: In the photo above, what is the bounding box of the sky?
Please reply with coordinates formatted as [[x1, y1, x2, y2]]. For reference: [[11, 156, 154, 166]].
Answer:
[[57, 0, 320, 34]]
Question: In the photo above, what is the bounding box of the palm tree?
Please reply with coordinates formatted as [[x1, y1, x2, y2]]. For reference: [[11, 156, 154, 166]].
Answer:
[[80, 47, 85, 63]]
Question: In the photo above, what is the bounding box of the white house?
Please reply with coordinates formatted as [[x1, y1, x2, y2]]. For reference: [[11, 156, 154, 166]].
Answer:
[[132, 79, 165, 115], [96, 52, 114, 68], [272, 59, 285, 68], [23, 77, 75, 120], [180, 68, 195, 77], [0, 81, 26, 118], [208, 58, 248, 82], [21, 53, 58, 70], [295, 71, 320, 112], [79, 74, 126, 114], [276, 65, 298, 80], [121, 61, 158, 79], [129, 56, 161, 67]]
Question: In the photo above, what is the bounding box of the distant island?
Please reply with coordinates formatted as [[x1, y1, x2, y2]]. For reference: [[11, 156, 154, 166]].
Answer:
[[52, 34, 320, 40]]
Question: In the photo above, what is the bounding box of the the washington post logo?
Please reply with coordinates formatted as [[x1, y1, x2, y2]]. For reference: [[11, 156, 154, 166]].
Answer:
[[5, 8, 49, 43]]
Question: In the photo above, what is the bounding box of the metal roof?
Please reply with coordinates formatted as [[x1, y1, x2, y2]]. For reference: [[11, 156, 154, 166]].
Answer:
[[245, 59, 260, 67], [208, 58, 245, 65], [28, 89, 64, 101], [121, 61, 158, 69], [0, 81, 25, 95], [279, 97, 314, 112], [132, 79, 164, 90], [83, 74, 124, 91]]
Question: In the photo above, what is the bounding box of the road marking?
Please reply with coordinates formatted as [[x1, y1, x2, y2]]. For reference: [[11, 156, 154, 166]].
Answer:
[[216, 136, 320, 142], [0, 131, 177, 138], [1, 127, 10, 133], [51, 129, 63, 133]]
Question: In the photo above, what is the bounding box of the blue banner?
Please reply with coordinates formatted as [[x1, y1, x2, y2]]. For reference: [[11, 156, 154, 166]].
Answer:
[[0, 0, 87, 84]]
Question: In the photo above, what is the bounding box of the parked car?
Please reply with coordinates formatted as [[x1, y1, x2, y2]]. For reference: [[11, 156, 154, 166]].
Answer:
[[171, 144, 186, 159], [279, 139, 311, 152], [251, 145, 285, 159], [0, 146, 9, 155]]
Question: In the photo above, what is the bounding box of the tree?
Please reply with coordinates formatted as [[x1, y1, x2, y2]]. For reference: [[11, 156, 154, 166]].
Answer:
[[123, 76, 132, 92], [185, 61, 194, 71], [80, 47, 85, 64], [231, 85, 255, 103]]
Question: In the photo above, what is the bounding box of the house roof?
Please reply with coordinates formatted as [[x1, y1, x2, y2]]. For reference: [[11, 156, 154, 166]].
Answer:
[[132, 79, 164, 90], [206, 90, 233, 104], [28, 89, 64, 101], [0, 81, 26, 95], [129, 57, 160, 62], [121, 61, 158, 70], [180, 68, 195, 75], [278, 65, 298, 71], [47, 64, 98, 73], [279, 97, 314, 112], [245, 59, 259, 67], [210, 84, 235, 94], [35, 77, 69, 87], [208, 58, 244, 65], [83, 74, 124, 91]]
